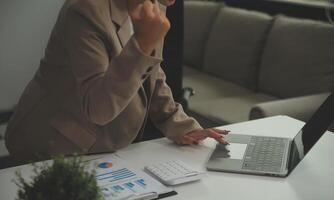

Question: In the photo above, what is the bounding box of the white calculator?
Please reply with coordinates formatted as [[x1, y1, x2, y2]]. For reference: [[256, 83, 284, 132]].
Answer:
[[144, 160, 203, 186]]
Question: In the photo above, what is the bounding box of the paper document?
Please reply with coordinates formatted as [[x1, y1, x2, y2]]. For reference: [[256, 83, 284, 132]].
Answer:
[[86, 154, 174, 200]]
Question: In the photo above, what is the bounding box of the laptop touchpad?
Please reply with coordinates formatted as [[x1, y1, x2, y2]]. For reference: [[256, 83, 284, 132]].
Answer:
[[226, 143, 247, 160]]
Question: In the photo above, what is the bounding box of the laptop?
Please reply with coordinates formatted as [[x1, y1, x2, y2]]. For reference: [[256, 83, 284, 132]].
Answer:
[[207, 92, 334, 177]]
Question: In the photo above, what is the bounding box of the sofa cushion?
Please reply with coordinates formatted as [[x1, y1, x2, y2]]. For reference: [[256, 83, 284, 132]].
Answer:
[[249, 93, 330, 122], [183, 66, 252, 104], [184, 1, 222, 70], [203, 7, 273, 90], [190, 93, 277, 124], [259, 15, 334, 98]]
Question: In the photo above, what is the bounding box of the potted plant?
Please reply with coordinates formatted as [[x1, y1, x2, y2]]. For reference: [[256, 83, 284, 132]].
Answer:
[[15, 155, 103, 200]]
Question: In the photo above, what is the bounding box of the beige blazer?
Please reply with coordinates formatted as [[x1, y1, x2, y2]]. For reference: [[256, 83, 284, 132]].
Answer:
[[5, 0, 201, 162]]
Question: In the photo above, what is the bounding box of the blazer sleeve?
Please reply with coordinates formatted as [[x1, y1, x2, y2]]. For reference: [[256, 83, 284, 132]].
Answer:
[[64, 10, 162, 125], [149, 67, 203, 140]]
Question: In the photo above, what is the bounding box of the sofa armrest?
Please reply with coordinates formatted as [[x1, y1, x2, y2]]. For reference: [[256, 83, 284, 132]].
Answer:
[[249, 93, 330, 122]]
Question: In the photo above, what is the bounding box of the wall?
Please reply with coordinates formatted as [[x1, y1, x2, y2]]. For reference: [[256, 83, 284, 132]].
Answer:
[[0, 0, 65, 111]]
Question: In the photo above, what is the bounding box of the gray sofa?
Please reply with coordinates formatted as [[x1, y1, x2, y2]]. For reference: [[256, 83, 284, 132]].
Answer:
[[183, 1, 333, 126]]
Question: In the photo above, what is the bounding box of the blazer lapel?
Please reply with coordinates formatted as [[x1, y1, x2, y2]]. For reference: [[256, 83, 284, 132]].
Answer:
[[117, 18, 132, 47], [109, 0, 131, 47], [109, 0, 128, 27]]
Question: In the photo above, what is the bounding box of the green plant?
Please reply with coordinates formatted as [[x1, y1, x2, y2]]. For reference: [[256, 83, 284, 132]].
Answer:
[[15, 155, 103, 200]]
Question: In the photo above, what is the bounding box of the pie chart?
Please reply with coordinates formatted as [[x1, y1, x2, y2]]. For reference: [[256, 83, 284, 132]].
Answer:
[[98, 162, 113, 169]]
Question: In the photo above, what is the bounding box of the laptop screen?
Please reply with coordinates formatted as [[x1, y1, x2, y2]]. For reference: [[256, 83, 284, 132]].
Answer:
[[288, 92, 334, 173]]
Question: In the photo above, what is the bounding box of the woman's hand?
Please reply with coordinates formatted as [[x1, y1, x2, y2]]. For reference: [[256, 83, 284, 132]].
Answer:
[[174, 128, 230, 145], [128, 0, 170, 55]]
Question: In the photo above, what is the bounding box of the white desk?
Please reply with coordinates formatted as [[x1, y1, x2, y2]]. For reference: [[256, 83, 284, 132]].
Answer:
[[0, 116, 333, 200]]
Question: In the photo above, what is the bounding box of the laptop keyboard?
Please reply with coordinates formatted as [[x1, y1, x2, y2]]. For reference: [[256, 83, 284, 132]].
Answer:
[[242, 137, 286, 173]]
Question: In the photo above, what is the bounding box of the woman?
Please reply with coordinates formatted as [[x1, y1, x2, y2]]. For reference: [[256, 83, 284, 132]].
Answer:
[[5, 0, 228, 163]]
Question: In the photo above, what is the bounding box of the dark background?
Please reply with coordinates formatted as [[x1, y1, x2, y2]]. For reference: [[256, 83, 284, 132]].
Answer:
[[162, 0, 184, 101]]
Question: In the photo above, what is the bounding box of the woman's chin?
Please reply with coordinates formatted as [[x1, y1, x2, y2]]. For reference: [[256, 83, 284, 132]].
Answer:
[[158, 0, 176, 6]]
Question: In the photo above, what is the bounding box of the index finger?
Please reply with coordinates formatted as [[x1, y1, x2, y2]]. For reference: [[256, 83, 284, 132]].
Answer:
[[207, 129, 229, 144], [211, 128, 230, 135]]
